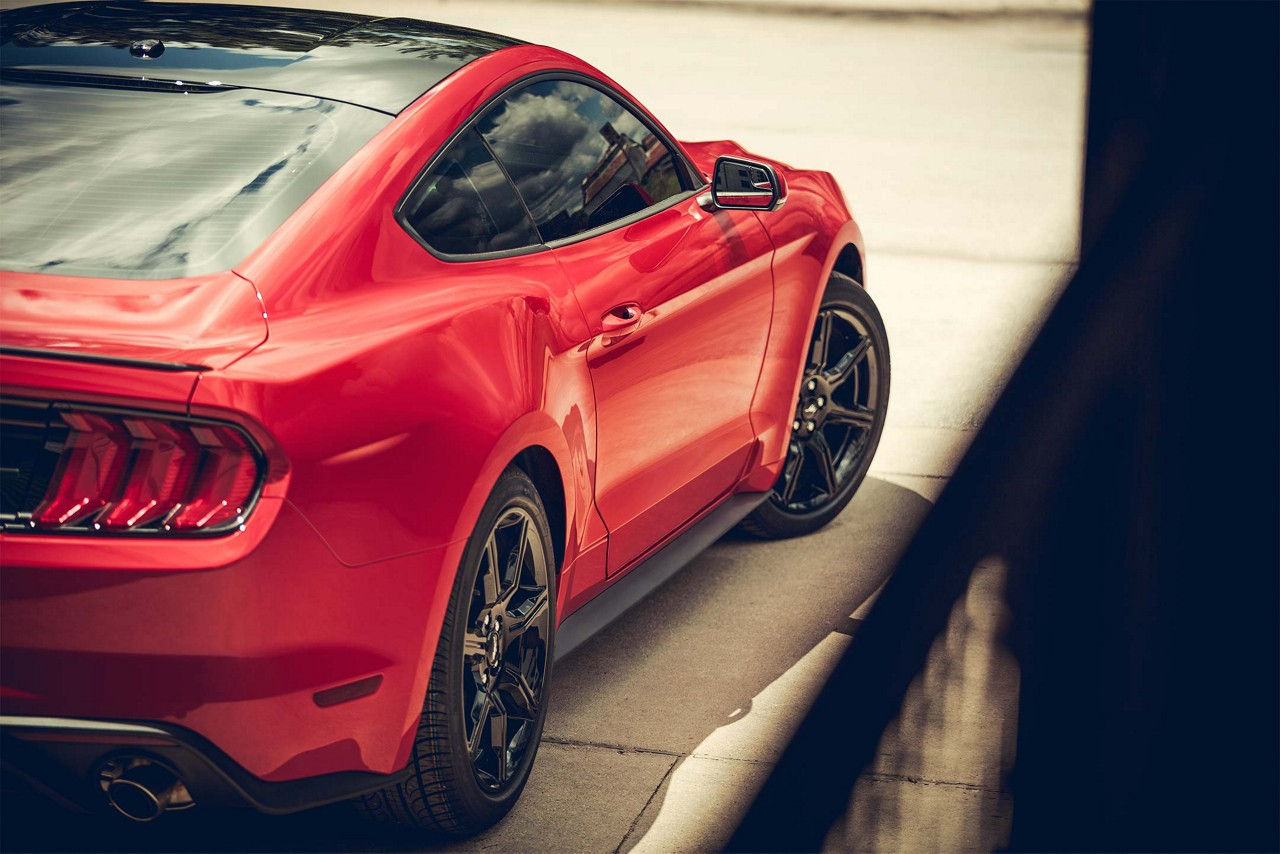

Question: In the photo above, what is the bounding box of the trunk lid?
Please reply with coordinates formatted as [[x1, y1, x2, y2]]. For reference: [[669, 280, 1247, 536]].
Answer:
[[0, 270, 268, 371]]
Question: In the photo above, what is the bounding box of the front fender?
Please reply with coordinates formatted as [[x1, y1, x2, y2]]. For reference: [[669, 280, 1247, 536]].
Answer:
[[742, 168, 868, 481]]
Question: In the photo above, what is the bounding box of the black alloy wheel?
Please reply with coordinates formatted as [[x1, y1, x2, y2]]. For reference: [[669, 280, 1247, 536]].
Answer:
[[461, 506, 551, 791], [741, 272, 890, 539], [777, 301, 882, 510], [356, 468, 555, 836]]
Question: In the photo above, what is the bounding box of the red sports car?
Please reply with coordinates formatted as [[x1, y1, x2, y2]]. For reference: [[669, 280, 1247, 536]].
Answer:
[[0, 1, 889, 836]]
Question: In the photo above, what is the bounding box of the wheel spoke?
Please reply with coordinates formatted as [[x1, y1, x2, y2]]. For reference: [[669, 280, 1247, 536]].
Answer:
[[500, 663, 540, 720], [500, 514, 530, 606], [808, 311, 833, 370], [507, 587, 549, 639], [811, 432, 839, 494], [824, 335, 871, 388], [776, 443, 806, 504], [827, 402, 876, 430], [463, 627, 488, 660], [489, 701, 509, 783], [479, 535, 500, 606], [467, 693, 493, 755]]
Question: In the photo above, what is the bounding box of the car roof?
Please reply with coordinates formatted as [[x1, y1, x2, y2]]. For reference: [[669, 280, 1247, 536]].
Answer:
[[0, 1, 522, 115]]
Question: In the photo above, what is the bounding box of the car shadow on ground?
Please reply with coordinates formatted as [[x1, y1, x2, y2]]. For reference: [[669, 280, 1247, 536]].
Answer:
[[0, 477, 935, 853]]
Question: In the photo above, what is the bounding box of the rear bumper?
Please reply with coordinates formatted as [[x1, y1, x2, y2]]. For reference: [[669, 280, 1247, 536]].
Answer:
[[0, 715, 411, 814], [0, 500, 464, 789]]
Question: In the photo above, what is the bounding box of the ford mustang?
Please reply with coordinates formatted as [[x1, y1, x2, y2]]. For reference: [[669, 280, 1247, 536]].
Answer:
[[0, 1, 889, 836]]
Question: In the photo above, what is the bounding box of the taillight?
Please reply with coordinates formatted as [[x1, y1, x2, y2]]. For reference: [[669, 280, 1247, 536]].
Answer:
[[31, 411, 130, 528], [14, 404, 265, 536], [94, 419, 200, 531]]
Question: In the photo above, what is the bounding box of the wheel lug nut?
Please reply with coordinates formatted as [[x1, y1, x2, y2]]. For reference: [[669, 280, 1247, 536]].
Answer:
[[806, 379, 817, 391], [817, 397, 825, 407], [792, 419, 801, 431], [806, 420, 817, 432]]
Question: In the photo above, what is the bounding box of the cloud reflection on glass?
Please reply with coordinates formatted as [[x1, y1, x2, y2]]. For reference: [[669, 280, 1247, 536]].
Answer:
[[0, 82, 388, 280]]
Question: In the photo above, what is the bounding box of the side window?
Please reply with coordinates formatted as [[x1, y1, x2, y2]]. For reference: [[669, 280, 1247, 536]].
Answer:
[[476, 79, 688, 243], [402, 129, 539, 256]]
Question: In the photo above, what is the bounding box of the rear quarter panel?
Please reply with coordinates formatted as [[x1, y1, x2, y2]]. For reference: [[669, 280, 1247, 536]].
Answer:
[[220, 43, 721, 588]]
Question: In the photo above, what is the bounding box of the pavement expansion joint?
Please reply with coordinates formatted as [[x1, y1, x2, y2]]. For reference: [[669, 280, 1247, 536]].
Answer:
[[542, 736, 684, 758], [544, 735, 780, 766], [872, 470, 954, 480], [865, 771, 1006, 793], [613, 757, 679, 854], [684, 752, 775, 765]]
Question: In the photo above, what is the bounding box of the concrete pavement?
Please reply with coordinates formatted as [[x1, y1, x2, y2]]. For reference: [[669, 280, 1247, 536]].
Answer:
[[0, 1, 1086, 850]]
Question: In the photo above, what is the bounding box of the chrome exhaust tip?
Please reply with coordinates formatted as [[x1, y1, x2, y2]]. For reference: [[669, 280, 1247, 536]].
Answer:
[[97, 756, 195, 822]]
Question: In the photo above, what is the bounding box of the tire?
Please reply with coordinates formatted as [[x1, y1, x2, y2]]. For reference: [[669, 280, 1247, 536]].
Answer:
[[740, 271, 890, 539], [355, 467, 556, 837]]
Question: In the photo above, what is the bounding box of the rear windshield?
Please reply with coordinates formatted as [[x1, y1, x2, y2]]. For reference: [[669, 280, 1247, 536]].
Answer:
[[0, 79, 389, 280]]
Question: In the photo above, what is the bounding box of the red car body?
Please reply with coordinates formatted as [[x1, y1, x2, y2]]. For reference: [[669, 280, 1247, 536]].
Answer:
[[0, 7, 865, 810]]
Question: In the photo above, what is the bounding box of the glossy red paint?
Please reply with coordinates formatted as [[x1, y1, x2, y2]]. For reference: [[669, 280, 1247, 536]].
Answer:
[[559, 195, 775, 574], [0, 42, 865, 787], [0, 270, 268, 370], [0, 504, 461, 780], [682, 140, 867, 483]]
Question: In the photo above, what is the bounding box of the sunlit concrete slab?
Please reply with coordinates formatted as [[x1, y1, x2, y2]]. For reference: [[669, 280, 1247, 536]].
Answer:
[[442, 743, 677, 853], [873, 472, 949, 503], [872, 424, 976, 479], [871, 256, 1074, 432], [624, 755, 772, 854], [619, 635, 852, 852], [687, 633, 854, 764]]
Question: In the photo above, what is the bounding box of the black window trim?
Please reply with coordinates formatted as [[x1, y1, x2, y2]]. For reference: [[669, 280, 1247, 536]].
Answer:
[[395, 70, 708, 264]]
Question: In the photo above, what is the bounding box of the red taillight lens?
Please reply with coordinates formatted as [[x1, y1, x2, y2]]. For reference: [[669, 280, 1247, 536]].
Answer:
[[32, 412, 130, 528], [166, 425, 259, 531], [29, 407, 263, 535], [95, 419, 200, 531]]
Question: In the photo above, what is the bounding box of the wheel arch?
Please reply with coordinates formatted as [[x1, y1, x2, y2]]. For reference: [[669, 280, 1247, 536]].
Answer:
[[820, 218, 867, 292], [510, 445, 567, 575], [446, 409, 584, 579], [831, 242, 864, 286]]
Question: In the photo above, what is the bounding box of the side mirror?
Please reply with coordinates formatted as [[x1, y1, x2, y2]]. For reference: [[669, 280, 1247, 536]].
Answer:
[[702, 156, 786, 212]]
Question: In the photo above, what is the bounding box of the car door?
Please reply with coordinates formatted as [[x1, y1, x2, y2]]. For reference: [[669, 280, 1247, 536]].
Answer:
[[476, 77, 775, 575]]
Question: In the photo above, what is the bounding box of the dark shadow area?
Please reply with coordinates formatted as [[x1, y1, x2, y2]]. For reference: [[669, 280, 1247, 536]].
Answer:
[[2, 477, 935, 852], [728, 1, 1278, 851], [829, 556, 1018, 851]]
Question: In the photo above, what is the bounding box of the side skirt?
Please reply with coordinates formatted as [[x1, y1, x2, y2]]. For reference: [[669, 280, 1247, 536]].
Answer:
[[555, 491, 768, 661]]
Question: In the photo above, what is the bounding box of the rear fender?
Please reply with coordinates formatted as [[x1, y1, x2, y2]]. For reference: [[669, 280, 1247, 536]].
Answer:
[[447, 407, 590, 573]]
